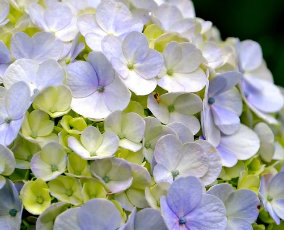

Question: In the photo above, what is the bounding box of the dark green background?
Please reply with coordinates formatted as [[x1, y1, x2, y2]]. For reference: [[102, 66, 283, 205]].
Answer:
[[193, 0, 284, 86]]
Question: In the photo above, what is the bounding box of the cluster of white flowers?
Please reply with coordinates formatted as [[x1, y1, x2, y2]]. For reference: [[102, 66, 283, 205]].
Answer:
[[1, 0, 284, 230]]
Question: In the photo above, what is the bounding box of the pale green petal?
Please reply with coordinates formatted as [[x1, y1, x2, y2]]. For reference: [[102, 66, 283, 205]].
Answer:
[[0, 144, 16, 176], [36, 202, 70, 230], [48, 175, 83, 205]]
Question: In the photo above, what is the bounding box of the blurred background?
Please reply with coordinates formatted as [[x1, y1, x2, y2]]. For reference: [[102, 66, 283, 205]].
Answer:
[[193, 0, 284, 87]]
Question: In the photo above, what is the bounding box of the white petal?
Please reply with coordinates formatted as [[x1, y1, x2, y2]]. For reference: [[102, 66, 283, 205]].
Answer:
[[96, 131, 119, 157], [0, 0, 9, 24], [122, 32, 149, 63], [36, 60, 64, 90], [169, 112, 200, 135], [167, 122, 194, 144], [121, 112, 145, 143], [32, 32, 64, 62], [44, 3, 72, 32], [152, 4, 182, 30], [53, 208, 81, 230], [96, 0, 132, 34], [134, 49, 164, 80], [103, 75, 131, 111], [71, 91, 111, 119], [123, 69, 157, 96], [3, 59, 39, 91], [207, 183, 234, 203], [147, 93, 170, 124], [77, 14, 105, 37], [220, 124, 260, 160], [68, 136, 90, 159], [104, 110, 122, 135], [197, 140, 222, 185], [28, 3, 49, 31], [240, 40, 262, 71], [5, 81, 30, 119], [163, 41, 182, 70], [10, 32, 33, 60], [173, 43, 203, 73], [101, 35, 124, 60]]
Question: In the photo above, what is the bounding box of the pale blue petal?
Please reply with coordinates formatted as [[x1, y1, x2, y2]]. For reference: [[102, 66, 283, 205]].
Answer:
[[87, 51, 115, 86], [160, 196, 180, 230], [78, 199, 121, 230], [134, 49, 164, 80], [66, 61, 98, 98], [166, 176, 203, 216], [5, 81, 30, 119], [135, 208, 168, 230], [36, 59, 64, 90], [44, 3, 72, 32], [211, 105, 240, 135], [185, 194, 227, 230], [208, 71, 242, 97], [122, 32, 149, 64], [10, 32, 33, 60], [0, 41, 11, 64]]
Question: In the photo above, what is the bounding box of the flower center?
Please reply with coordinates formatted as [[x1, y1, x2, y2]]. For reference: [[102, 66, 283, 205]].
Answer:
[[51, 165, 58, 172], [98, 86, 104, 92], [9, 209, 17, 217], [145, 142, 151, 149], [118, 132, 125, 139], [168, 105, 175, 113], [31, 131, 38, 139], [167, 69, 173, 76], [103, 176, 110, 183], [171, 170, 179, 178], [208, 97, 215, 105], [37, 197, 44, 204], [5, 117, 12, 124], [244, 91, 249, 98], [179, 217, 186, 225], [127, 63, 134, 70], [65, 58, 71, 65], [50, 107, 57, 113], [267, 195, 273, 202], [66, 189, 73, 196]]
